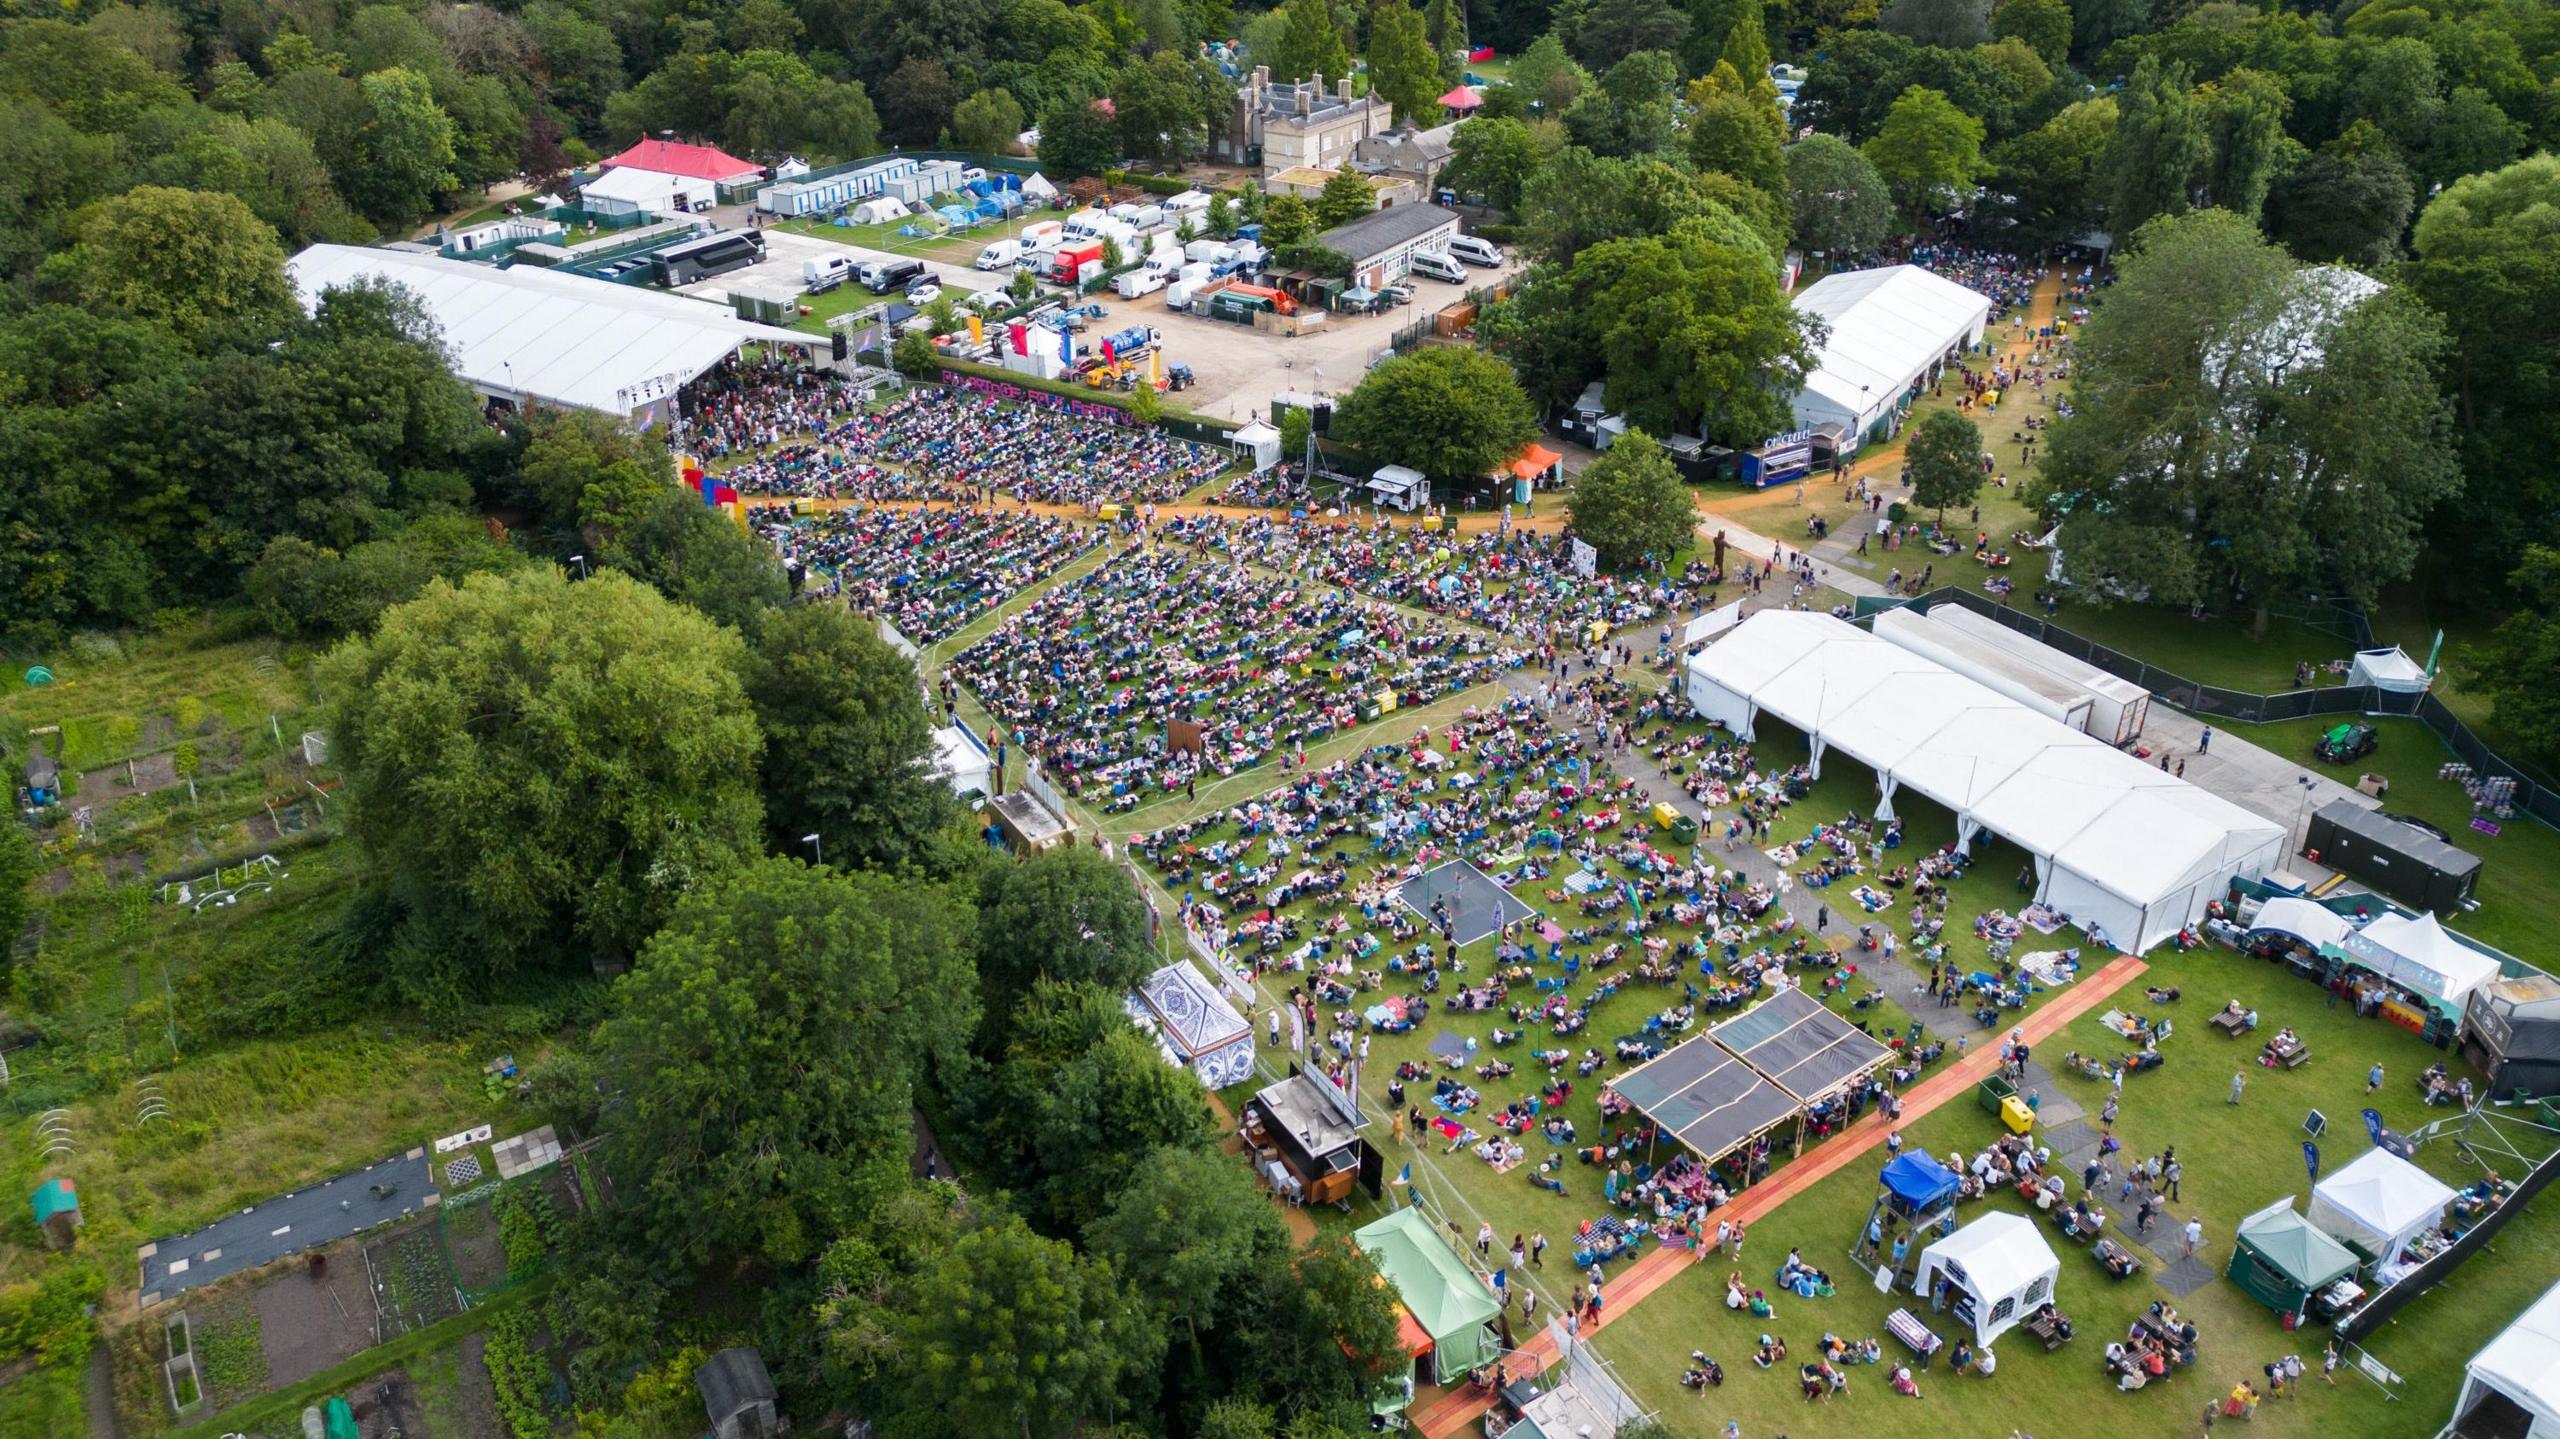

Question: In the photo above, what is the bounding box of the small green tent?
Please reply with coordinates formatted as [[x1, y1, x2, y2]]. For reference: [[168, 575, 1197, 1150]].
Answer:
[[2228, 1199, 2359, 1319], [1356, 1207, 1502, 1383]]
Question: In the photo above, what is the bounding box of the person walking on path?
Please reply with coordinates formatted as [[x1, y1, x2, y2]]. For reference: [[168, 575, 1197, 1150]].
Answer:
[[1532, 1231, 1547, 1267], [1512, 1235, 1528, 1272], [2166, 1158, 2182, 1202], [1478, 1221, 1495, 1257], [2184, 1216, 2204, 1257], [2230, 1070, 2247, 1105], [2199, 727, 2213, 753], [2101, 1096, 2119, 1130]]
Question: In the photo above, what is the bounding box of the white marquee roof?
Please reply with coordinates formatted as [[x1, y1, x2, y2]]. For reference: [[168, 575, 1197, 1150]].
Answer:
[[2468, 1280, 2560, 1434], [287, 244, 815, 417], [1793, 265, 1994, 426], [2250, 896, 2355, 949], [2309, 1147, 2455, 1255], [580, 165, 713, 210], [1686, 612, 2285, 951]]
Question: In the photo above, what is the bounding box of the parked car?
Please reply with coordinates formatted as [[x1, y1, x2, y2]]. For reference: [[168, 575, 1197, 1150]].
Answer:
[[905, 278, 943, 305], [1379, 285, 1415, 306], [1447, 234, 1505, 267], [2315, 722, 2378, 763]]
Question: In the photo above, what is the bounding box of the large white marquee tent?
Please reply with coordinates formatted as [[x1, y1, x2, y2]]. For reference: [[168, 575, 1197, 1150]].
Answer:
[[287, 244, 818, 420], [1686, 612, 2286, 951], [2444, 1279, 2560, 1439], [1786, 265, 1994, 438]]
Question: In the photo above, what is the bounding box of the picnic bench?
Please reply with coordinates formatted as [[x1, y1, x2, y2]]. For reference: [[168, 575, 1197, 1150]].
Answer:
[[2092, 1238, 2145, 1281], [1886, 1308, 1944, 1368], [2210, 1010, 2254, 1035], [2023, 1308, 2075, 1351], [2267, 1036, 2312, 1069], [2056, 1204, 2106, 1243]]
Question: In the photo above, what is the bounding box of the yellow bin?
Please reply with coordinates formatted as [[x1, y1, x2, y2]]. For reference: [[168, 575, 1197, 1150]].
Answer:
[[1652, 802, 1681, 831], [1999, 1095, 2035, 1135], [1099, 504, 1122, 521]]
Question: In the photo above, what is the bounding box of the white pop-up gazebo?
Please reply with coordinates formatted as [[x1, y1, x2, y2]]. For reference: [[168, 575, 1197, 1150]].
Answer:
[[2342, 912, 2503, 1018], [1917, 1211, 2061, 1348], [2309, 1148, 2456, 1272], [2443, 1279, 2560, 1439]]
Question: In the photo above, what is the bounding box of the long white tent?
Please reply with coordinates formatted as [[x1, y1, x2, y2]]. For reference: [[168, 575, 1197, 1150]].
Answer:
[[1787, 265, 1993, 438], [2445, 1279, 2560, 1439], [1687, 612, 2286, 952], [287, 244, 818, 420]]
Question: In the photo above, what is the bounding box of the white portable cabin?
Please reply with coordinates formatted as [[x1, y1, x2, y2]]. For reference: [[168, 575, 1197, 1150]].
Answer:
[[1367, 465, 1430, 512], [756, 157, 923, 216], [1874, 607, 2098, 734], [1926, 604, 2151, 744]]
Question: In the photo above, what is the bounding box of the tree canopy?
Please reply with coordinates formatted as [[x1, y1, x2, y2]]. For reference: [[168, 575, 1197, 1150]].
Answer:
[[1567, 431, 1695, 569], [1332, 348, 1540, 483]]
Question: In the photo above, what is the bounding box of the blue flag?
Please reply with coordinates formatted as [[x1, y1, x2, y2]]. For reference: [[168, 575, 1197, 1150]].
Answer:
[[2303, 1140, 2321, 1182], [1058, 321, 1073, 368], [2362, 1108, 2387, 1146]]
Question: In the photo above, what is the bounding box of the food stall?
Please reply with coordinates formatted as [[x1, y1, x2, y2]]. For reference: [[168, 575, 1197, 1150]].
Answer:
[[2339, 912, 2502, 1043], [1241, 1072, 1377, 1208], [2228, 1199, 2362, 1324], [2309, 1148, 2457, 1282]]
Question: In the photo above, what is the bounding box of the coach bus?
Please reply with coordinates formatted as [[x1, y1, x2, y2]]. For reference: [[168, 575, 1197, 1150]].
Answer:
[[649, 230, 766, 287]]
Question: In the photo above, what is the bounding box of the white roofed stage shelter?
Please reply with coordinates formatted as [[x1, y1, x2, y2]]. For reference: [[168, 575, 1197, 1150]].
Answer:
[[1917, 1212, 2061, 1348], [1787, 265, 1993, 441], [1685, 612, 2285, 951], [2444, 1279, 2560, 1439], [287, 245, 819, 423], [1125, 961, 1256, 1088]]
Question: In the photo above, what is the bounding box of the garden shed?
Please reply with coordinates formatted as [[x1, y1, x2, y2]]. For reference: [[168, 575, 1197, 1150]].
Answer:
[[697, 1347, 778, 1439]]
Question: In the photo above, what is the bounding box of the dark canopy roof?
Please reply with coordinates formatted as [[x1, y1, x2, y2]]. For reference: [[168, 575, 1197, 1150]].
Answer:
[[696, 1347, 775, 1422], [1608, 1034, 1798, 1163], [1711, 986, 1894, 1103]]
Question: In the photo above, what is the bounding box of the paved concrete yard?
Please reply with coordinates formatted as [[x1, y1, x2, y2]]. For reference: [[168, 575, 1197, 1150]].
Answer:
[[138, 1150, 438, 1304]]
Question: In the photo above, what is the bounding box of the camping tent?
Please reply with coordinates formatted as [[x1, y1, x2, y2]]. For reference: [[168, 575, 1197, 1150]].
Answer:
[[2247, 896, 2356, 950], [2445, 1278, 2560, 1439], [1355, 1208, 1501, 1383], [1880, 1153, 1960, 1214], [2309, 1148, 2456, 1271], [2342, 913, 2502, 1021], [2228, 1199, 2360, 1321], [1917, 1212, 2060, 1347], [1125, 961, 1255, 1087], [2349, 647, 2431, 693], [1021, 172, 1059, 203]]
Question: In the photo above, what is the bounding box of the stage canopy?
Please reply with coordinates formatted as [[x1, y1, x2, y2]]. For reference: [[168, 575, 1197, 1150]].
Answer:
[[286, 244, 815, 419], [2308, 1148, 2456, 1262], [1710, 984, 1893, 1104], [1607, 1031, 1800, 1165], [1354, 1208, 1500, 1382], [1686, 612, 2285, 951]]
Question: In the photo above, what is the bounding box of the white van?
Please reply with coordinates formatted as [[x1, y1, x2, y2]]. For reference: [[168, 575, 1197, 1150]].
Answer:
[[1113, 268, 1168, 299], [975, 239, 1020, 270], [1019, 219, 1065, 249], [1447, 234, 1505, 268], [1408, 251, 1467, 284], [801, 254, 855, 292]]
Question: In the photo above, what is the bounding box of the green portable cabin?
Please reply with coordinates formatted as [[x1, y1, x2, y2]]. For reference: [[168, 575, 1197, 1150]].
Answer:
[[2228, 1200, 2358, 1321]]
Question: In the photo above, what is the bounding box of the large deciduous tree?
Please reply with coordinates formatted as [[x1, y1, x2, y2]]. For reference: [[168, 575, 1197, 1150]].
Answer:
[[1685, 61, 1786, 203], [2404, 155, 2560, 595], [974, 845, 1155, 1027], [594, 857, 977, 1271], [56, 186, 296, 346], [2264, 128, 2415, 266], [2455, 547, 2560, 768], [891, 1218, 1164, 1439], [347, 67, 458, 227], [1567, 431, 1693, 569], [1270, 0, 1352, 83], [1984, 96, 2113, 252], [1784, 133, 1895, 256], [1443, 116, 1551, 210], [1904, 408, 1984, 520], [1332, 347, 1539, 483], [1862, 85, 1984, 222], [1037, 97, 1123, 178], [2102, 57, 2206, 236], [744, 604, 959, 875], [2031, 210, 2459, 622], [322, 567, 765, 977]]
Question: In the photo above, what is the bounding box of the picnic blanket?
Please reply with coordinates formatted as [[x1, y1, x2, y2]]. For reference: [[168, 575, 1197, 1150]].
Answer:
[[1766, 844, 1806, 867], [1428, 1031, 1472, 1064], [1565, 869, 1607, 894], [2019, 950, 2080, 986], [1852, 885, 1895, 913], [2020, 902, 2066, 934]]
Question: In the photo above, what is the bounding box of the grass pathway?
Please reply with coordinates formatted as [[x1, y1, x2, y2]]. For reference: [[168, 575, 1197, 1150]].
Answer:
[[1410, 950, 2151, 1438]]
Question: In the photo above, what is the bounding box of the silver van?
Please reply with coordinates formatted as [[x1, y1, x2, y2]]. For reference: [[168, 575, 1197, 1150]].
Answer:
[[1447, 234, 1505, 268]]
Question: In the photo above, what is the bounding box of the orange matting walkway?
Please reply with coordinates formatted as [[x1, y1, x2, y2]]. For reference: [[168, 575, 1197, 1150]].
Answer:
[[1412, 952, 2151, 1438]]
